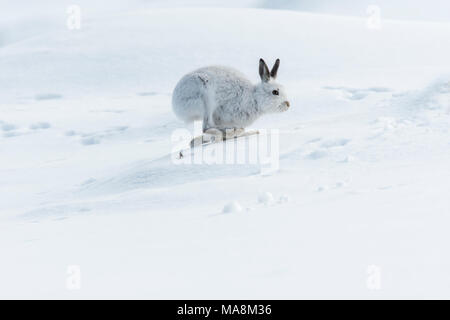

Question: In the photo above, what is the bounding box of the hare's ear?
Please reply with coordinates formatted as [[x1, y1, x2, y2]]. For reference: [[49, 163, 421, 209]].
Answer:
[[259, 58, 270, 83], [270, 59, 280, 79]]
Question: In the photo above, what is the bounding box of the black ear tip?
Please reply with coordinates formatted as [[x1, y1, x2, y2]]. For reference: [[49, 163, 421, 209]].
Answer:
[[260, 58, 264, 63]]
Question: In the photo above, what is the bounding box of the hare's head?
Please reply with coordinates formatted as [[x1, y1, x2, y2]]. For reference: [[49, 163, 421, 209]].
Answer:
[[254, 58, 290, 114]]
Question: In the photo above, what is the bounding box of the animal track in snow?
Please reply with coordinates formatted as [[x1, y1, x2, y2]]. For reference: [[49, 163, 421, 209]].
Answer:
[[1, 122, 17, 131], [81, 137, 101, 145], [317, 185, 329, 192], [30, 122, 51, 130], [317, 181, 349, 192], [1, 121, 53, 138], [306, 137, 322, 144], [138, 91, 159, 96], [35, 93, 63, 101], [1, 121, 22, 138], [278, 195, 290, 204], [367, 87, 392, 93], [3, 131, 22, 138], [74, 126, 129, 145], [65, 130, 77, 136]]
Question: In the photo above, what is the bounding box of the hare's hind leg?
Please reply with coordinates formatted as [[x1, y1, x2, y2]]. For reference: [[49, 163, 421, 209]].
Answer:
[[206, 128, 254, 141], [204, 128, 243, 141], [189, 128, 259, 148], [190, 128, 223, 147]]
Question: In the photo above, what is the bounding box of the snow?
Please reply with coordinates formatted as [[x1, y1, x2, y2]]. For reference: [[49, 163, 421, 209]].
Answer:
[[1, 1, 450, 299], [258, 192, 275, 205], [262, 0, 450, 22], [222, 201, 243, 214]]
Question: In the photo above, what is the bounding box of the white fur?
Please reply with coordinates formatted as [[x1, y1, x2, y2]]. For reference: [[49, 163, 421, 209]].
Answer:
[[172, 62, 289, 131]]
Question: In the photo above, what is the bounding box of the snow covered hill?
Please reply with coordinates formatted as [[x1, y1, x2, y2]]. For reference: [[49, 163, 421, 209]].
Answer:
[[261, 0, 450, 22], [1, 4, 450, 299]]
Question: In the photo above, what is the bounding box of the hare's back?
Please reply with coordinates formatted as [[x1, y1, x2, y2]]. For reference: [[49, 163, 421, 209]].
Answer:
[[193, 66, 251, 88]]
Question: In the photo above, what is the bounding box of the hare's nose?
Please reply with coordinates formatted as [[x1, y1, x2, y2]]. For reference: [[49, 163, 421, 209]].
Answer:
[[285, 101, 290, 108]]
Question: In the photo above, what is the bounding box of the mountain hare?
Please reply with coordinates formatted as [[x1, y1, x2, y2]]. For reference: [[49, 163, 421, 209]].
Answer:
[[172, 58, 290, 139]]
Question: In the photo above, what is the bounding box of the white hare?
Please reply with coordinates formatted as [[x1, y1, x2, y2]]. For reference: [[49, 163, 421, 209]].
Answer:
[[172, 58, 289, 138]]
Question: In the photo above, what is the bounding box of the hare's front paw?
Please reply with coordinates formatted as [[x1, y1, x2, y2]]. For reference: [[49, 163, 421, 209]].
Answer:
[[223, 128, 244, 139], [189, 128, 224, 147]]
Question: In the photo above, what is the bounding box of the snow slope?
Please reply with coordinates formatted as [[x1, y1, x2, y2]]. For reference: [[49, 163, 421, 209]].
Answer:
[[1, 5, 450, 299], [261, 0, 450, 22]]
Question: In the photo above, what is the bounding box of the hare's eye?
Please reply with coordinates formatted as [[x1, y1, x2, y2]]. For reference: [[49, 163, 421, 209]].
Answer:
[[272, 90, 279, 96]]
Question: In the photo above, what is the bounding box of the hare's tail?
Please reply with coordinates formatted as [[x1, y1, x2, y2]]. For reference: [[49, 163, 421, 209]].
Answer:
[[172, 73, 208, 123]]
